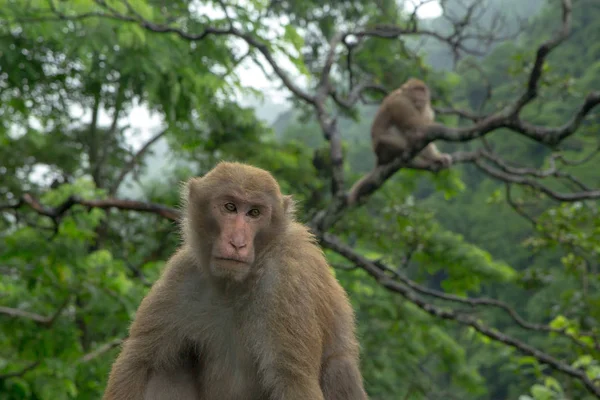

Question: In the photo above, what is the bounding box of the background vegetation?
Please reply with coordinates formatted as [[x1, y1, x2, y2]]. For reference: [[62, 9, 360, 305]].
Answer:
[[1, 0, 599, 399]]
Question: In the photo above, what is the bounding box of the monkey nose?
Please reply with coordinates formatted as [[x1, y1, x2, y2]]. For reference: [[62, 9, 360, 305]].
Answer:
[[229, 240, 247, 250]]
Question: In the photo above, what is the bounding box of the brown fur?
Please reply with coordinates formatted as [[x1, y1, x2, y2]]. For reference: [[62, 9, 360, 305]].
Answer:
[[371, 78, 452, 168], [347, 78, 452, 205], [103, 161, 368, 400]]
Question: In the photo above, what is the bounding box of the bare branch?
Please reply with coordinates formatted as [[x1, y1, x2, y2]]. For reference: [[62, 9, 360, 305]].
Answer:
[[554, 144, 600, 166], [434, 106, 485, 122], [109, 127, 169, 196], [330, 82, 387, 109], [508, 92, 600, 144], [427, 86, 600, 145], [510, 0, 572, 113], [474, 159, 600, 201], [486, 150, 592, 191], [312, 32, 354, 197], [505, 184, 538, 226]]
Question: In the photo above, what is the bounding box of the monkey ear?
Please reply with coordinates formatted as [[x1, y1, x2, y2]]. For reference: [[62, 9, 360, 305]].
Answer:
[[282, 195, 296, 218], [181, 177, 203, 206]]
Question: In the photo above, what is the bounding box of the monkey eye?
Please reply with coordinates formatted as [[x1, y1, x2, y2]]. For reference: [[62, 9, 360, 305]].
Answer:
[[247, 208, 260, 218], [224, 202, 237, 212]]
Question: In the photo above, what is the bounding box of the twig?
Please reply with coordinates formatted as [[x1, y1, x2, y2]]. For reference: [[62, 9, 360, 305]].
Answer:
[[474, 159, 600, 201], [109, 127, 169, 196], [0, 361, 40, 379], [0, 296, 70, 327], [79, 338, 124, 363]]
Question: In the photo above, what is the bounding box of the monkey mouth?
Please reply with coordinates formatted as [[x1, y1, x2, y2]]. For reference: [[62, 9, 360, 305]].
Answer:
[[214, 257, 249, 265]]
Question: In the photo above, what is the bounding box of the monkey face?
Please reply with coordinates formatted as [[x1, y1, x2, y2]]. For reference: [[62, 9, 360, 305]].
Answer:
[[184, 162, 287, 282], [407, 85, 430, 111], [207, 194, 273, 281]]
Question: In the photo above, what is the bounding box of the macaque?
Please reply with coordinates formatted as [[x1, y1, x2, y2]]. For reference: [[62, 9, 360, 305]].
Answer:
[[103, 161, 368, 400], [347, 78, 452, 205], [372, 78, 452, 168]]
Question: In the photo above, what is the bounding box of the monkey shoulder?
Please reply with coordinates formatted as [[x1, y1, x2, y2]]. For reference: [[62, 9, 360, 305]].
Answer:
[[278, 222, 333, 277], [258, 223, 357, 364], [129, 247, 203, 333], [382, 89, 413, 110], [266, 222, 348, 316], [373, 92, 421, 132]]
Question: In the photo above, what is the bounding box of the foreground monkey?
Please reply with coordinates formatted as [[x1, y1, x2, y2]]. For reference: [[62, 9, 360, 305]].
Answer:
[[347, 78, 452, 204], [103, 162, 368, 400]]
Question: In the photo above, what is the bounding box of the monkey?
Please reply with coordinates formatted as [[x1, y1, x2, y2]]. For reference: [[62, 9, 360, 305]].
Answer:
[[347, 78, 452, 205], [372, 78, 452, 168], [103, 161, 368, 400]]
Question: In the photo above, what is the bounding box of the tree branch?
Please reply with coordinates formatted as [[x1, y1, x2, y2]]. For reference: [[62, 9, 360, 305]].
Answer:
[[372, 259, 598, 351], [510, 0, 572, 113], [434, 106, 485, 122], [79, 338, 124, 363], [480, 150, 593, 191], [0, 361, 40, 380], [319, 232, 600, 398], [109, 127, 169, 196], [0, 297, 70, 328], [474, 158, 600, 201], [0, 194, 180, 222]]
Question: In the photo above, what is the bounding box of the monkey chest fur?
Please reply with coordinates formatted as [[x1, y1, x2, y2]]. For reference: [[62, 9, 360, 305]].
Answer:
[[183, 284, 271, 399]]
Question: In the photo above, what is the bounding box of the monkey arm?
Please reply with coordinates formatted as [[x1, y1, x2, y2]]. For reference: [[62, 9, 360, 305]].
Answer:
[[321, 354, 368, 400], [263, 246, 367, 400], [102, 337, 152, 400], [263, 309, 326, 400], [103, 265, 190, 400], [319, 300, 368, 400], [103, 297, 192, 400], [253, 252, 327, 400]]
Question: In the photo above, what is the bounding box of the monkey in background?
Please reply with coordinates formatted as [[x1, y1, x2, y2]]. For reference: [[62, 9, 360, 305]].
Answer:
[[103, 161, 368, 400], [372, 78, 452, 168], [347, 78, 452, 204]]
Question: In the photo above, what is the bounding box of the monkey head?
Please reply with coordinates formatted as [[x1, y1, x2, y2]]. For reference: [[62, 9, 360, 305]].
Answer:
[[401, 78, 431, 113], [182, 161, 290, 282]]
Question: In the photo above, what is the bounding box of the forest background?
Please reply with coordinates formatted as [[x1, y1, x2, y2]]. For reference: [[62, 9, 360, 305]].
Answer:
[[1, 0, 600, 399]]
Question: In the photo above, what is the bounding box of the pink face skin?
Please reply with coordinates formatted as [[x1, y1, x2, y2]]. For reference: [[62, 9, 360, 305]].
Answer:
[[209, 194, 272, 281]]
